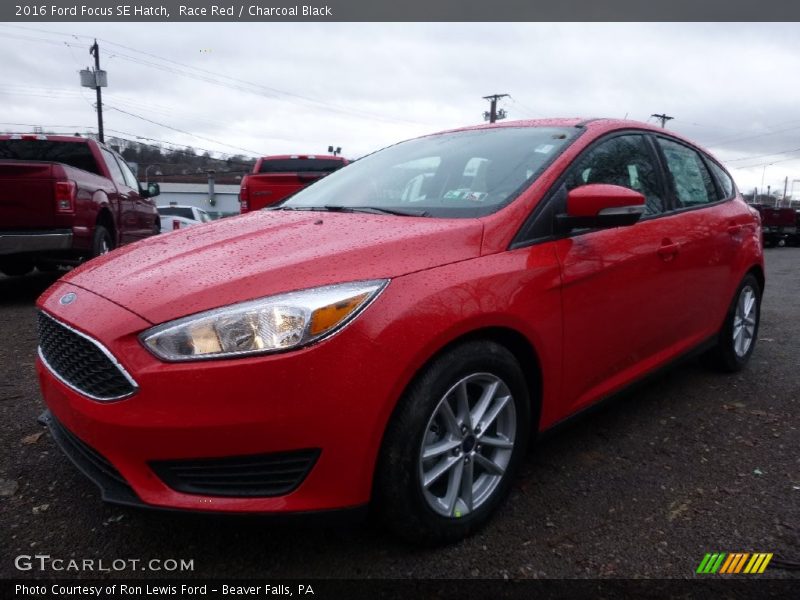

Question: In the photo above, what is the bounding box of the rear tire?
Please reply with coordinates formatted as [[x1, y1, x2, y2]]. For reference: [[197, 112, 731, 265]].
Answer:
[[704, 274, 761, 372], [91, 225, 114, 258], [375, 340, 530, 545], [0, 259, 34, 277], [35, 262, 59, 273]]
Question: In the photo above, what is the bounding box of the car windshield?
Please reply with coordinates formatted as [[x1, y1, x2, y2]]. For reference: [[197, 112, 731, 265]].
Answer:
[[281, 127, 577, 218]]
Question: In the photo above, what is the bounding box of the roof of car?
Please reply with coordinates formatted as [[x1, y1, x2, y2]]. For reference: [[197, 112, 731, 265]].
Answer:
[[438, 118, 715, 160]]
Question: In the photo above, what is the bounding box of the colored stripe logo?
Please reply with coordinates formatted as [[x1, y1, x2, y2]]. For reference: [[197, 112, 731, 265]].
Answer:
[[697, 552, 773, 574]]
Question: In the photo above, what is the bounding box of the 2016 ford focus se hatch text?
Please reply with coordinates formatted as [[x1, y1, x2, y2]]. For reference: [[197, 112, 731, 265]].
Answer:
[[36, 119, 764, 544]]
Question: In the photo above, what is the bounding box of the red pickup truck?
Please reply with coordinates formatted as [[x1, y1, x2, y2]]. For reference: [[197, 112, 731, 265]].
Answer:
[[752, 204, 797, 247], [0, 134, 161, 276], [239, 154, 348, 213]]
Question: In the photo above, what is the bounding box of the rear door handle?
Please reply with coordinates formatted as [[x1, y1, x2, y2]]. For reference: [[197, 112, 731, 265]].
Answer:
[[727, 224, 743, 235]]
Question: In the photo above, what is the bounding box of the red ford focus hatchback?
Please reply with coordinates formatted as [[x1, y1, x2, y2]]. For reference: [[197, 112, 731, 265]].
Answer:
[[36, 119, 764, 544]]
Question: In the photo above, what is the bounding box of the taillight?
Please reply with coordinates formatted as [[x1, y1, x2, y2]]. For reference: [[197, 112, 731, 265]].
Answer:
[[239, 183, 249, 213], [172, 219, 181, 230], [54, 180, 77, 214]]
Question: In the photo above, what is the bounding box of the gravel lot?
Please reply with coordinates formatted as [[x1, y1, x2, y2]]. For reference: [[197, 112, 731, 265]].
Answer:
[[1, 249, 798, 580]]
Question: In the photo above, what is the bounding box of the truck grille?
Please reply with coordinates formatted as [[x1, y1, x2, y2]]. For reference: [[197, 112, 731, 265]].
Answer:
[[150, 449, 321, 497], [37, 311, 137, 401]]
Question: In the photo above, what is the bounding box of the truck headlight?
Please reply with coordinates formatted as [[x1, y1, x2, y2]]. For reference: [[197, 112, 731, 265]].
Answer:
[[141, 280, 387, 361]]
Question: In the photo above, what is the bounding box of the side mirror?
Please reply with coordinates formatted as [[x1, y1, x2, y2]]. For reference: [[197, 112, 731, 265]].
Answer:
[[556, 184, 645, 231], [141, 182, 160, 198]]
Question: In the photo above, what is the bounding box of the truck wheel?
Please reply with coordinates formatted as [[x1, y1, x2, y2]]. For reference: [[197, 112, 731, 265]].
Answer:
[[92, 225, 114, 258], [35, 263, 59, 273], [0, 260, 34, 277]]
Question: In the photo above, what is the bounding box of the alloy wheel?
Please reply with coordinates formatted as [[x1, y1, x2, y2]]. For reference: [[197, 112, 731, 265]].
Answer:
[[733, 284, 757, 358], [418, 373, 517, 518]]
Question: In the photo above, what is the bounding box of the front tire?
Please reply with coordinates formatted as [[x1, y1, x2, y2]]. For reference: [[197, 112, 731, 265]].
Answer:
[[375, 341, 530, 545], [705, 274, 761, 372]]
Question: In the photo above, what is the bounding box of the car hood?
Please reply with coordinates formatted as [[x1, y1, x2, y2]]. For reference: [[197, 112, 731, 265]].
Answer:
[[61, 210, 483, 324]]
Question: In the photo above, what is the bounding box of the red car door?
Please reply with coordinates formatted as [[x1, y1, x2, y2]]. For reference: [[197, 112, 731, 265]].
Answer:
[[652, 137, 746, 340], [550, 133, 692, 416]]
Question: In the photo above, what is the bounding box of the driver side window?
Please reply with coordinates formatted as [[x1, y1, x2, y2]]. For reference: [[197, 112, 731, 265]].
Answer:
[[567, 135, 665, 216]]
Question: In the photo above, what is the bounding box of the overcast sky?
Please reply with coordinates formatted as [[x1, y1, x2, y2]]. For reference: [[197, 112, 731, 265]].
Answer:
[[2, 22, 800, 194]]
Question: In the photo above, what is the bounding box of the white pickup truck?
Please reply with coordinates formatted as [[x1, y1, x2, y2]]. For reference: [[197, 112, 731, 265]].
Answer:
[[157, 205, 212, 232]]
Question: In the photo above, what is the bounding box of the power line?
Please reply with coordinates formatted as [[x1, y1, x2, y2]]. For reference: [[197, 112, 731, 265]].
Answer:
[[0, 24, 426, 127], [730, 154, 800, 170], [0, 122, 257, 165], [724, 146, 800, 164], [507, 95, 537, 119], [700, 120, 800, 148], [104, 105, 263, 156]]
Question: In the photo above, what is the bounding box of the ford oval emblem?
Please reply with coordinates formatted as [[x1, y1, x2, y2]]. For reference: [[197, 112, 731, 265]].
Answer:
[[59, 292, 77, 306]]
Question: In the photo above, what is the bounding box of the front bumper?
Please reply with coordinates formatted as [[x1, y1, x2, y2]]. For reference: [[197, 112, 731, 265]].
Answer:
[[39, 410, 142, 507], [36, 281, 403, 514], [0, 230, 73, 255]]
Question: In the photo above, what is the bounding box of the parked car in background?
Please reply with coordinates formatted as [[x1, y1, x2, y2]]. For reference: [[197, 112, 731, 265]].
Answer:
[[0, 134, 160, 276], [751, 205, 797, 247], [36, 119, 763, 544], [158, 204, 212, 231], [239, 154, 348, 213]]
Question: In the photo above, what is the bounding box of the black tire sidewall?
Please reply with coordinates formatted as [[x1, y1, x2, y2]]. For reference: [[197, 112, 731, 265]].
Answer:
[[0, 260, 34, 277], [376, 340, 531, 544], [92, 225, 114, 258]]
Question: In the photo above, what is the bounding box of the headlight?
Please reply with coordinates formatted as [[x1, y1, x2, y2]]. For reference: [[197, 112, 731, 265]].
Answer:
[[141, 280, 388, 361]]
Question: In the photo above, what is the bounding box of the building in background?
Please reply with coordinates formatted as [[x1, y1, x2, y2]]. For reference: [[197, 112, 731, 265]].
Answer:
[[156, 182, 240, 219]]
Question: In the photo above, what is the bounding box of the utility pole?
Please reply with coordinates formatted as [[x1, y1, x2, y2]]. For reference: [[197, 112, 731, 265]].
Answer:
[[90, 41, 104, 142], [483, 94, 509, 123], [782, 175, 788, 204], [80, 40, 108, 142], [651, 113, 674, 128]]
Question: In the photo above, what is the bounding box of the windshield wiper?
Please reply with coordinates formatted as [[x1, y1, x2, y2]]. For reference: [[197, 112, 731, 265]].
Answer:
[[323, 205, 430, 217], [272, 205, 429, 217]]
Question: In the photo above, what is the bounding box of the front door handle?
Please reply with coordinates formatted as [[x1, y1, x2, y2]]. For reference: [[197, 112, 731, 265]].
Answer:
[[658, 241, 680, 260]]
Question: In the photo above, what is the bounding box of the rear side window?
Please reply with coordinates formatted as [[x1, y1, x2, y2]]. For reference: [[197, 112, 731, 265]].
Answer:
[[707, 160, 735, 200], [0, 140, 101, 175], [259, 158, 344, 174], [101, 148, 127, 188], [657, 138, 717, 207], [566, 134, 665, 215], [115, 156, 140, 190]]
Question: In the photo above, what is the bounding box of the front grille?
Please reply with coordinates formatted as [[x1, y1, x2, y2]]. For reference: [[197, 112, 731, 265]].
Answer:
[[38, 311, 136, 401], [150, 449, 321, 497]]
